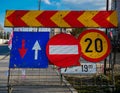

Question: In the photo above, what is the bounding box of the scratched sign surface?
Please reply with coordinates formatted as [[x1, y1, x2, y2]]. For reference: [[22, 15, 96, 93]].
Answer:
[[9, 32, 49, 68]]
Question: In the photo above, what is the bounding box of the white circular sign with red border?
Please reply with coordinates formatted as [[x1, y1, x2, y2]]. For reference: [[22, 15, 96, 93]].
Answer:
[[46, 33, 81, 67]]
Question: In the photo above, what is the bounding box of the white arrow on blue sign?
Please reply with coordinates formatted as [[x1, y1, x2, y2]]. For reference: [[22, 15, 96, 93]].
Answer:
[[32, 40, 41, 60]]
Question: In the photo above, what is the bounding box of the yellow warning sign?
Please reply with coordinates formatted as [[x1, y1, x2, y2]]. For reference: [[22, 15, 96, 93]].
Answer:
[[78, 29, 111, 62]]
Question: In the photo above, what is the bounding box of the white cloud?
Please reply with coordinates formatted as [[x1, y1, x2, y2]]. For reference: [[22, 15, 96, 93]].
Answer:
[[42, 0, 51, 5], [109, 0, 112, 10], [62, 0, 104, 4], [61, 0, 106, 10]]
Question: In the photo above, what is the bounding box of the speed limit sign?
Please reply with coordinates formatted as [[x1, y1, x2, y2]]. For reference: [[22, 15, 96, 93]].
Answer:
[[78, 29, 111, 62]]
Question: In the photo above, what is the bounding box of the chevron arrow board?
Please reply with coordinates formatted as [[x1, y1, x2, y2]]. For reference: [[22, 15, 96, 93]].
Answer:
[[4, 10, 118, 28]]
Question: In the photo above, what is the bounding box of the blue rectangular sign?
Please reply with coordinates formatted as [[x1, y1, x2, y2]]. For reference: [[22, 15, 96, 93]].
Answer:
[[10, 32, 49, 68]]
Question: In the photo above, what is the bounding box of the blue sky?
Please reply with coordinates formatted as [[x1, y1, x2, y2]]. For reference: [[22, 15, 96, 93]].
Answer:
[[0, 0, 110, 31]]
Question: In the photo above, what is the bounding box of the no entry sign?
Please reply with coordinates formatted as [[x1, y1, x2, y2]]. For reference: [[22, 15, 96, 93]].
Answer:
[[46, 33, 81, 67], [78, 29, 111, 62]]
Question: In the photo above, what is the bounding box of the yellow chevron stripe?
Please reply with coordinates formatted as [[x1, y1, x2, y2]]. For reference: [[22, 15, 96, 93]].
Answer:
[[51, 11, 70, 27], [5, 10, 14, 27], [107, 11, 118, 27], [78, 11, 99, 27], [22, 11, 44, 27]]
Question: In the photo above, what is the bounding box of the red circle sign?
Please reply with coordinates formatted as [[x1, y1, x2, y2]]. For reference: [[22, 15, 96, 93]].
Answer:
[[46, 33, 81, 67], [78, 29, 111, 62]]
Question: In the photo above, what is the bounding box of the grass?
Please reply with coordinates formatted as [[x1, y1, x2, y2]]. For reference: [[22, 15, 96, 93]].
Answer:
[[64, 74, 120, 93]]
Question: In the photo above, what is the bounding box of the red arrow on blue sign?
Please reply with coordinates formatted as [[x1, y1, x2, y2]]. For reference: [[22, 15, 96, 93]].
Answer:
[[18, 39, 28, 58]]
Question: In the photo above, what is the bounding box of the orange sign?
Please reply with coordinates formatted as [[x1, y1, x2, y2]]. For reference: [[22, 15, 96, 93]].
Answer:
[[5, 10, 118, 28]]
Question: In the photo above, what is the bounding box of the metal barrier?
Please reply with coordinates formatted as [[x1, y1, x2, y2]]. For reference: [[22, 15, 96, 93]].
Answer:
[[7, 65, 75, 93], [3, 28, 119, 93], [60, 54, 117, 93], [6, 46, 120, 93]]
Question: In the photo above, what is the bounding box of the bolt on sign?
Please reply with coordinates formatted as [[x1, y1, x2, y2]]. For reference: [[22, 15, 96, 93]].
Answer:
[[78, 29, 111, 62], [4, 10, 118, 28]]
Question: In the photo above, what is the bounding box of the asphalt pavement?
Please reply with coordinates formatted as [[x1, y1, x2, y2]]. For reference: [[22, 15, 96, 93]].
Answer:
[[0, 44, 10, 55]]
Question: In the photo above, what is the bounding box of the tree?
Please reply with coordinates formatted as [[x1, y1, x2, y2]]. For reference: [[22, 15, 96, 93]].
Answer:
[[0, 32, 2, 39], [70, 28, 86, 38], [6, 32, 10, 39]]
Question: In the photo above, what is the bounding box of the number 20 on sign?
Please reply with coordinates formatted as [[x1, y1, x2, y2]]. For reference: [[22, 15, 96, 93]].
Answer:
[[78, 29, 111, 62]]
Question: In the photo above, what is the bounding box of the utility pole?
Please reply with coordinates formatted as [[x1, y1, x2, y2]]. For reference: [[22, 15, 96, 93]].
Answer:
[[38, 0, 41, 10], [37, 0, 41, 32], [104, 0, 109, 75]]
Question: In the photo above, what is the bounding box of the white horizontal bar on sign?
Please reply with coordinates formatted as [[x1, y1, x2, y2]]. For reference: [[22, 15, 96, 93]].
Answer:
[[49, 45, 78, 54]]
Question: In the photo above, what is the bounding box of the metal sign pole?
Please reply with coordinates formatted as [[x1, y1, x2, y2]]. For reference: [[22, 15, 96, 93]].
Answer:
[[37, 0, 41, 32], [38, 0, 41, 10], [104, 0, 109, 75], [7, 27, 14, 93]]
